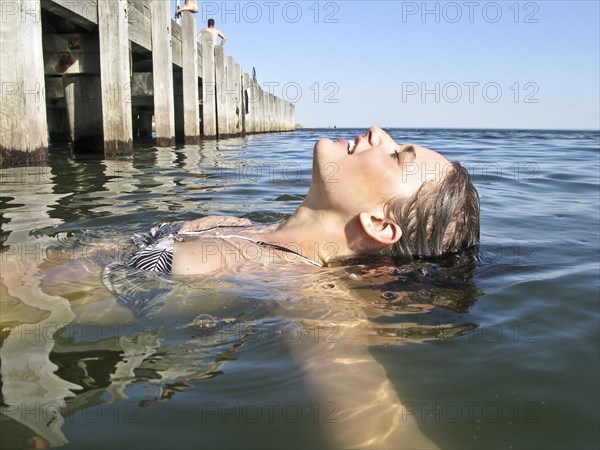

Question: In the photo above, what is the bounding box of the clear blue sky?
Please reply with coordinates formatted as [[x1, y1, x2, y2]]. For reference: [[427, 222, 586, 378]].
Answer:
[[173, 1, 600, 129]]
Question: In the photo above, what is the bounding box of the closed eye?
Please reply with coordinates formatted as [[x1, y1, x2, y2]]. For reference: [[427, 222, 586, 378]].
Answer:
[[392, 145, 416, 165], [401, 145, 416, 163]]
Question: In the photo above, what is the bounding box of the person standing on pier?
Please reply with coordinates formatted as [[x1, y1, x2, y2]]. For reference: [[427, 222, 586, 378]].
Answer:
[[197, 19, 227, 46], [175, 0, 199, 18]]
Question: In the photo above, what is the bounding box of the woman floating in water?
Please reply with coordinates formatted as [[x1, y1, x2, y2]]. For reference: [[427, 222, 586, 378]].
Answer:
[[116, 127, 480, 278]]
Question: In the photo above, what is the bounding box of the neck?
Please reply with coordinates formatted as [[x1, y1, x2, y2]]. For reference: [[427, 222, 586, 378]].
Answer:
[[249, 204, 360, 265]]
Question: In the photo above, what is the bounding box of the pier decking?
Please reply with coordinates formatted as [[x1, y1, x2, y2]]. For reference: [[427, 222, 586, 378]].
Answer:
[[0, 0, 295, 168]]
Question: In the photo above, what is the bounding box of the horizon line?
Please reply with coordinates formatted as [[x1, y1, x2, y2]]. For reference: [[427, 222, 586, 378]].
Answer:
[[297, 126, 600, 132]]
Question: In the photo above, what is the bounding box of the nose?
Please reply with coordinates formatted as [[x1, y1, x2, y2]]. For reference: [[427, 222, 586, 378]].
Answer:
[[366, 126, 388, 147]]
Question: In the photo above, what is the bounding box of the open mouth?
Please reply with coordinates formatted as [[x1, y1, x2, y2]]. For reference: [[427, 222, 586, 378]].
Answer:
[[347, 141, 355, 154], [347, 138, 357, 154]]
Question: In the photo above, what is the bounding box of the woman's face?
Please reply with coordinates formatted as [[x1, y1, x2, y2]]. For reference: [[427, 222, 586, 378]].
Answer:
[[308, 127, 451, 216]]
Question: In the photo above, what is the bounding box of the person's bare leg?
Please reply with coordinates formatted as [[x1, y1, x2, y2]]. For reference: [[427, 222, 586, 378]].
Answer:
[[175, 0, 199, 18]]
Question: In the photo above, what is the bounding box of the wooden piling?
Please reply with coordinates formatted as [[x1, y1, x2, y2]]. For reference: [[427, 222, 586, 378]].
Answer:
[[0, 0, 48, 167], [261, 91, 267, 133], [257, 88, 263, 133], [234, 63, 243, 135], [181, 11, 200, 144], [291, 103, 296, 130], [214, 45, 228, 138], [97, 0, 133, 156], [242, 73, 254, 134], [253, 86, 261, 134], [286, 103, 290, 131], [225, 56, 237, 136], [273, 97, 279, 132], [200, 31, 217, 138], [150, 0, 175, 147], [268, 93, 274, 132], [258, 87, 266, 133], [269, 93, 275, 132], [275, 97, 282, 132]]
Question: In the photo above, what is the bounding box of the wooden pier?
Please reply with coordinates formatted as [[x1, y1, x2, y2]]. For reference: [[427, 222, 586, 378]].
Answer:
[[0, 0, 296, 168]]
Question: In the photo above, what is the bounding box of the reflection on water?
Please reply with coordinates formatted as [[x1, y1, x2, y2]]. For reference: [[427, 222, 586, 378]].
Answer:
[[1, 167, 77, 448]]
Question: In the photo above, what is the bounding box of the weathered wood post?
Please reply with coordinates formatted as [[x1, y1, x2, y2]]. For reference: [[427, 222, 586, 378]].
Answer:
[[257, 88, 264, 133], [267, 92, 273, 132], [214, 45, 228, 138], [255, 86, 263, 134], [200, 31, 217, 138], [286, 102, 292, 131], [263, 92, 268, 132], [181, 11, 200, 143], [150, 0, 176, 147], [253, 86, 260, 134], [0, 0, 48, 167], [257, 87, 265, 133], [284, 99, 290, 130], [288, 102, 293, 130], [268, 93, 274, 132], [291, 103, 296, 130], [275, 96, 281, 131], [275, 97, 282, 132], [225, 56, 236, 136], [234, 62, 243, 135], [97, 0, 133, 156], [242, 73, 253, 134], [275, 95, 280, 131], [226, 56, 238, 136], [273, 97, 279, 132]]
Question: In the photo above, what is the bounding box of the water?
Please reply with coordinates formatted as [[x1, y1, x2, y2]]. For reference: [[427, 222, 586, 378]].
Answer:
[[1, 128, 598, 449]]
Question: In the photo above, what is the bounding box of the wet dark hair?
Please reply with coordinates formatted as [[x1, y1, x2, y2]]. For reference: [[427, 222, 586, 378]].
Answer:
[[208, 18, 215, 27], [384, 161, 480, 260]]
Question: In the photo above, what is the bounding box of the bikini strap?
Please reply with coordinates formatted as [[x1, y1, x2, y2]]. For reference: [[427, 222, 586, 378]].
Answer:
[[178, 231, 323, 267]]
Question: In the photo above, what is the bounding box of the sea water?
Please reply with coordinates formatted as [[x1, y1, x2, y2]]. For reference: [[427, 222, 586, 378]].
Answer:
[[1, 128, 598, 449]]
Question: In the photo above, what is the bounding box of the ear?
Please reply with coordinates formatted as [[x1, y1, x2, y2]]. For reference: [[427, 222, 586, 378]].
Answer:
[[358, 212, 402, 246]]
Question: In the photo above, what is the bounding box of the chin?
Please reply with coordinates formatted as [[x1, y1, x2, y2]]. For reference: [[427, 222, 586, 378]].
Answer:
[[313, 138, 339, 164], [314, 137, 332, 152]]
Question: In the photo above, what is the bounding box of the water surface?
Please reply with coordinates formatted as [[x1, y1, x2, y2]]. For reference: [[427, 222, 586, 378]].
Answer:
[[1, 128, 598, 449]]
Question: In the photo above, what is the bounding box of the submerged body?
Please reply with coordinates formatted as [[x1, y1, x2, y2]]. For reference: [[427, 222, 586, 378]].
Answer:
[[119, 217, 323, 277]]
